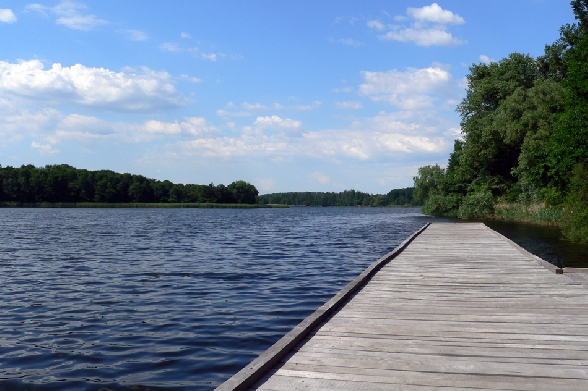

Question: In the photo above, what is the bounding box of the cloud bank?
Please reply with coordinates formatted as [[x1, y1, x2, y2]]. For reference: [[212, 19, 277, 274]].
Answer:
[[0, 60, 183, 112]]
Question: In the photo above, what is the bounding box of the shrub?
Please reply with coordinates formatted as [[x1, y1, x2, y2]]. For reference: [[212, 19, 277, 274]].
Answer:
[[458, 190, 496, 219], [422, 193, 463, 217]]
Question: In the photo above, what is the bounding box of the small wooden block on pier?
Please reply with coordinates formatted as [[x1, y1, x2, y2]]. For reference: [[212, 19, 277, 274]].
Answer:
[[217, 222, 588, 391]]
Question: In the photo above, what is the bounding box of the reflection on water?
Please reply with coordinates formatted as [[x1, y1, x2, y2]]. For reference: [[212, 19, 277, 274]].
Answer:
[[484, 220, 588, 268]]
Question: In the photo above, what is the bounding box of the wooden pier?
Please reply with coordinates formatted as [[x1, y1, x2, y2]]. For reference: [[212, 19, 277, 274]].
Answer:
[[217, 223, 588, 390]]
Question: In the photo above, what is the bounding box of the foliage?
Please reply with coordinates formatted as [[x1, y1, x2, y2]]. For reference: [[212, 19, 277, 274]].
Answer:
[[258, 188, 417, 207], [412, 1, 588, 242], [457, 190, 496, 219], [0, 164, 259, 205], [562, 163, 588, 241]]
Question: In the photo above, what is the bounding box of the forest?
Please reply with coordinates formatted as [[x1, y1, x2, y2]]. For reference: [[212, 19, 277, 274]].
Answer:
[[413, 0, 588, 242], [259, 188, 416, 207], [0, 164, 259, 205]]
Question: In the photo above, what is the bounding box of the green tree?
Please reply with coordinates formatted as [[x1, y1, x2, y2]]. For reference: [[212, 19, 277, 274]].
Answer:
[[228, 180, 258, 204]]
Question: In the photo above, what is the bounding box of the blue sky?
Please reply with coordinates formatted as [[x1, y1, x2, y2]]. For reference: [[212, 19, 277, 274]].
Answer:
[[0, 1, 576, 193]]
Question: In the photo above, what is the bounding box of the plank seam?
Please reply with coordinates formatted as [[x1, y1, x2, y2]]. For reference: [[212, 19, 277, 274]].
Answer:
[[214, 223, 431, 391]]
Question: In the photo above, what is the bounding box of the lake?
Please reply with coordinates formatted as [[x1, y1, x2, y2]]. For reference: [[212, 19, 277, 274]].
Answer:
[[0, 207, 584, 390]]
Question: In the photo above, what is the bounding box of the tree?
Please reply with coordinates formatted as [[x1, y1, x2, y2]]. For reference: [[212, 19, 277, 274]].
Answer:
[[228, 180, 258, 204]]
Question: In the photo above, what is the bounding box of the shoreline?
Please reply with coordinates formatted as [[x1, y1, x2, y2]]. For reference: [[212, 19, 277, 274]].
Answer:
[[0, 202, 289, 209]]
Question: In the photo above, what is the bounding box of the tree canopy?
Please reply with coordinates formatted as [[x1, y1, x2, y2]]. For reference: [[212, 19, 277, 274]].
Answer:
[[413, 0, 588, 241], [259, 188, 417, 207], [0, 164, 259, 205]]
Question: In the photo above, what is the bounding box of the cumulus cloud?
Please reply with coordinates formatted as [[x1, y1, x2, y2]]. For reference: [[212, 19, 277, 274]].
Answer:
[[407, 3, 464, 24], [31, 141, 59, 155], [0, 60, 183, 112], [380, 28, 463, 47], [335, 101, 363, 109], [368, 3, 465, 46], [120, 29, 148, 41], [26, 1, 107, 30], [48, 114, 218, 142], [180, 74, 202, 83], [156, 107, 454, 164], [253, 115, 302, 131], [0, 9, 17, 23], [358, 66, 457, 110]]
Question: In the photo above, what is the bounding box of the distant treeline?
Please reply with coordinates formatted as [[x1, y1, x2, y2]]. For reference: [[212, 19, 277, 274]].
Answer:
[[258, 188, 417, 207], [0, 164, 258, 204]]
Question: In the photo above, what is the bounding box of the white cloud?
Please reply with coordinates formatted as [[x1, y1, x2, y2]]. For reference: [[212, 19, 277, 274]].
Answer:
[[120, 29, 148, 41], [311, 172, 330, 184], [49, 113, 218, 142], [180, 32, 191, 39], [31, 141, 59, 155], [201, 53, 218, 61], [335, 101, 363, 109], [160, 42, 181, 52], [380, 28, 464, 47], [216, 109, 251, 117], [370, 3, 465, 47], [0, 60, 183, 112], [358, 66, 456, 110], [154, 107, 455, 164], [26, 1, 108, 30], [407, 3, 464, 24], [0, 9, 17, 23], [180, 74, 202, 83], [479, 54, 496, 64], [367, 20, 385, 31], [253, 115, 302, 131]]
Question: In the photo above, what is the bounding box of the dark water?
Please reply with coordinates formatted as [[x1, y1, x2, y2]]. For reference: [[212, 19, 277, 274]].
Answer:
[[0, 207, 439, 391], [484, 220, 588, 268], [1, 208, 585, 391]]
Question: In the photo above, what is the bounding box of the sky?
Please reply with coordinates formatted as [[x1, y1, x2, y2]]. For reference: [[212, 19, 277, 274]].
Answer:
[[0, 1, 577, 194]]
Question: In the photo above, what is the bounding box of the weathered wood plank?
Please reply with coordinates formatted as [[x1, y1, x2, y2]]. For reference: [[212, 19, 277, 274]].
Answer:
[[217, 222, 588, 390]]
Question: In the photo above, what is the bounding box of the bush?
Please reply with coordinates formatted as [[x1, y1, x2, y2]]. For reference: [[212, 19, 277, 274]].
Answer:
[[458, 191, 496, 219], [561, 163, 588, 242], [422, 193, 463, 217], [562, 201, 588, 242]]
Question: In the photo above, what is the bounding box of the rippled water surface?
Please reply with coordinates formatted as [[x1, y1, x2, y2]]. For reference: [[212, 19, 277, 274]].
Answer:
[[0, 207, 439, 390]]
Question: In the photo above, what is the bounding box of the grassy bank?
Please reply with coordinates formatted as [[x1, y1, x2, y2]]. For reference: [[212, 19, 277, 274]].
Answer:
[[492, 203, 562, 226], [452, 202, 587, 243], [0, 202, 289, 209]]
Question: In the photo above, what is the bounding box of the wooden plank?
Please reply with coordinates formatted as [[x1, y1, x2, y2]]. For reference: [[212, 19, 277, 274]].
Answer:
[[214, 223, 430, 391], [217, 222, 588, 390]]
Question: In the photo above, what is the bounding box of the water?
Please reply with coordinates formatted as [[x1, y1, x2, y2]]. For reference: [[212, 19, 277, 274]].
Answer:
[[1, 208, 585, 390], [0, 207, 437, 390], [484, 220, 588, 268]]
